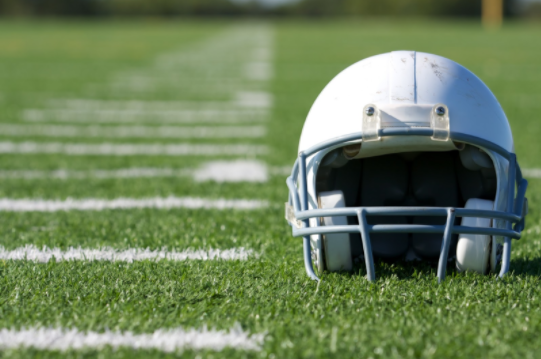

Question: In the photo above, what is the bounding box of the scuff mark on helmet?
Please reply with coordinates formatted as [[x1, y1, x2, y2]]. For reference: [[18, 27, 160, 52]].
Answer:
[[431, 62, 445, 82]]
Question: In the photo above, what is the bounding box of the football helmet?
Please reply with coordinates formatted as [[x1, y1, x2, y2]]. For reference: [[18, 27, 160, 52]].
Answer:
[[285, 51, 528, 282]]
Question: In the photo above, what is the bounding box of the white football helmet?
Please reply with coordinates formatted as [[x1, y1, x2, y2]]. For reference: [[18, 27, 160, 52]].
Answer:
[[285, 51, 528, 282]]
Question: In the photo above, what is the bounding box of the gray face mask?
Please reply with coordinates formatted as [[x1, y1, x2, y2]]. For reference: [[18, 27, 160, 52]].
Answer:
[[286, 129, 527, 283]]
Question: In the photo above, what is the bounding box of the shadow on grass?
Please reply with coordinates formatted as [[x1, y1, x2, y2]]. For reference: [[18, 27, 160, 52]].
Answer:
[[340, 256, 541, 281], [509, 257, 541, 276], [344, 258, 444, 281]]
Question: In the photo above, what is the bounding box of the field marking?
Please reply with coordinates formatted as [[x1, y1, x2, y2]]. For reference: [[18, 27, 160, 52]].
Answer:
[[46, 95, 272, 110], [44, 92, 272, 110], [110, 26, 273, 96], [0, 245, 256, 262], [245, 62, 273, 80], [22, 92, 273, 124], [0, 196, 268, 212], [0, 141, 267, 156], [0, 161, 288, 182], [22, 25, 274, 126], [235, 91, 273, 108], [0, 124, 266, 139], [0, 168, 191, 179], [522, 168, 541, 178], [269, 165, 291, 177], [23, 108, 268, 124], [0, 325, 264, 352], [193, 160, 268, 182]]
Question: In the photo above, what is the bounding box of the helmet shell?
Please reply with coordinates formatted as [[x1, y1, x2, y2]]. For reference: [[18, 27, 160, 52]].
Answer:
[[299, 51, 513, 154], [299, 51, 514, 271]]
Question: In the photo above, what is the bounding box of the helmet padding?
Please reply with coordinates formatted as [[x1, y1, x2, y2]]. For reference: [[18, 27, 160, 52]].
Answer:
[[411, 152, 460, 259], [316, 148, 497, 261], [360, 155, 410, 259]]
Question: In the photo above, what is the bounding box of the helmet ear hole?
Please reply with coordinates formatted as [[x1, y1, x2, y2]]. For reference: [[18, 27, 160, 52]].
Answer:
[[453, 142, 466, 151], [321, 148, 349, 168], [343, 144, 361, 159]]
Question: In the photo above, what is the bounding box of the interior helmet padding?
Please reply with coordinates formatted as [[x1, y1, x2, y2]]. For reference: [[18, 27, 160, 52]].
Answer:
[[329, 160, 362, 207], [316, 149, 498, 262], [455, 158, 497, 202], [459, 145, 493, 171], [331, 160, 364, 258], [359, 155, 409, 259], [317, 158, 364, 258], [411, 152, 460, 258]]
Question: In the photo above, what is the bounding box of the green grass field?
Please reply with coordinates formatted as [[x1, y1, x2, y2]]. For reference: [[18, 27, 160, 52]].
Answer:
[[0, 19, 541, 358]]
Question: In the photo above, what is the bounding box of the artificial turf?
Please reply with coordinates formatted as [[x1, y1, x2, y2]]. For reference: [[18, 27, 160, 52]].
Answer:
[[0, 19, 540, 358]]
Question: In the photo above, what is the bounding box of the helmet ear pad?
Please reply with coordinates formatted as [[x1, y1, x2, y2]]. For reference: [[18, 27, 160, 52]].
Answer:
[[410, 152, 460, 259], [456, 198, 494, 274], [317, 158, 364, 259], [359, 155, 409, 259]]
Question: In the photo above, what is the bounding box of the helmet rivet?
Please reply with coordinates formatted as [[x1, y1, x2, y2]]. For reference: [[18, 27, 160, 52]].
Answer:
[[435, 106, 446, 116], [365, 107, 375, 116]]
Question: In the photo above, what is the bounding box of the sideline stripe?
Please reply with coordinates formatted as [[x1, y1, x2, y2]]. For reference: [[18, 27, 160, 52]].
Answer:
[[0, 196, 268, 212], [522, 168, 541, 178], [0, 245, 256, 262], [0, 325, 264, 352], [0, 141, 267, 156], [0, 124, 266, 139]]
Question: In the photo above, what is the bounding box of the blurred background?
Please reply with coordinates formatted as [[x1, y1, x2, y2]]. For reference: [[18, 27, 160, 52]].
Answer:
[[0, 0, 540, 177], [0, 0, 540, 18]]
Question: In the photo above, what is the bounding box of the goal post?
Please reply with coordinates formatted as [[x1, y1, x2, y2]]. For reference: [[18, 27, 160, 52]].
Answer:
[[482, 0, 504, 28]]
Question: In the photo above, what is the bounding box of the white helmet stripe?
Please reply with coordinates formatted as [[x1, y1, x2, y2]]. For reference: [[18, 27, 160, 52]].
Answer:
[[390, 51, 416, 104]]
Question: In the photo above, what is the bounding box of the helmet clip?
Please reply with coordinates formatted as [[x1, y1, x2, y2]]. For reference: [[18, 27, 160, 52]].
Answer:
[[431, 103, 450, 141], [362, 104, 381, 142]]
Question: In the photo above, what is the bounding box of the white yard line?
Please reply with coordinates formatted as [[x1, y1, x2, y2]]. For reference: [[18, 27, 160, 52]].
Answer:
[[22, 92, 273, 124], [111, 26, 273, 96], [46, 97, 268, 111], [0, 141, 267, 156], [0, 325, 264, 352], [193, 160, 268, 182], [23, 108, 268, 124], [522, 168, 541, 178], [0, 161, 287, 182], [22, 26, 274, 125], [245, 62, 273, 81], [0, 168, 190, 180], [269, 165, 292, 177], [0, 245, 256, 262], [0, 124, 266, 139], [46, 92, 273, 110], [0, 196, 268, 212], [235, 91, 273, 108]]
